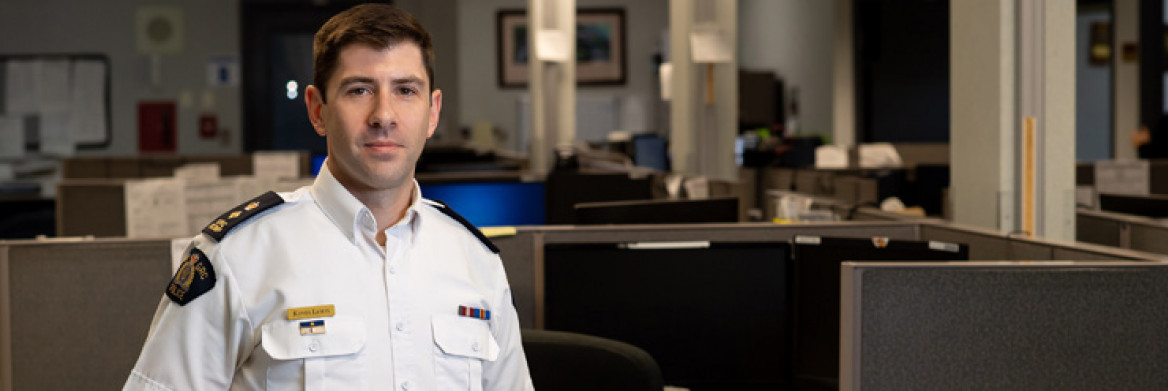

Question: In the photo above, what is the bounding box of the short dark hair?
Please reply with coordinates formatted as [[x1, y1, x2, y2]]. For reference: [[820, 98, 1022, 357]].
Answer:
[[312, 3, 435, 102]]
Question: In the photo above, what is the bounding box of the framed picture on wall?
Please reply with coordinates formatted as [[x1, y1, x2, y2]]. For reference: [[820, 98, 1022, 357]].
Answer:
[[497, 8, 626, 88]]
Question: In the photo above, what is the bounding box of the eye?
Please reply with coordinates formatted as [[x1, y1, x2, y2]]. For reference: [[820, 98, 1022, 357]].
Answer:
[[397, 87, 417, 96], [346, 86, 372, 96]]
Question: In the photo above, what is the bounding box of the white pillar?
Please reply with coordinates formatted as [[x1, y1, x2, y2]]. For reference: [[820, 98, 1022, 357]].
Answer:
[[528, 0, 575, 175], [951, 0, 1075, 240], [670, 0, 738, 181]]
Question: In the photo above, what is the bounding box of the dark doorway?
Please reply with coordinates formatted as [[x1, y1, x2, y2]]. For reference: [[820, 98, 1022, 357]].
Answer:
[[854, 0, 950, 143], [241, 0, 379, 153]]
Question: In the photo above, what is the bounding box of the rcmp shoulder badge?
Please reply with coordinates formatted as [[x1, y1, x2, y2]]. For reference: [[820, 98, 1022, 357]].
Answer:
[[166, 247, 216, 305], [202, 191, 284, 242]]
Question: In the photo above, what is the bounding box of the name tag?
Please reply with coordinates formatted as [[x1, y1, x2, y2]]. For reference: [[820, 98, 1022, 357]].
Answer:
[[287, 304, 336, 320]]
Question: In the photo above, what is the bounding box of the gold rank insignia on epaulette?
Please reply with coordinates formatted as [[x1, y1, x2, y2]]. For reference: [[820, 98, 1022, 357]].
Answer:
[[202, 191, 284, 242], [166, 247, 216, 305]]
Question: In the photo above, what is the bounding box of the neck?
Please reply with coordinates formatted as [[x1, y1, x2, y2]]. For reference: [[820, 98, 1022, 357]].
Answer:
[[352, 182, 414, 235]]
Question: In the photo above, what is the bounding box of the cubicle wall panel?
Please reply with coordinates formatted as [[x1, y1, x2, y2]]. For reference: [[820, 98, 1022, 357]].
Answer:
[[538, 224, 921, 245], [56, 181, 127, 237], [1076, 213, 1124, 247], [1051, 247, 1131, 261], [494, 232, 537, 328], [1007, 241, 1054, 260], [918, 225, 1010, 260], [849, 264, 1168, 390], [6, 241, 169, 390], [0, 245, 10, 391], [1129, 222, 1168, 255]]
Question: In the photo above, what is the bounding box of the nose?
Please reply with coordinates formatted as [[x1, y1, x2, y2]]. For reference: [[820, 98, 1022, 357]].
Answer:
[[368, 92, 395, 129]]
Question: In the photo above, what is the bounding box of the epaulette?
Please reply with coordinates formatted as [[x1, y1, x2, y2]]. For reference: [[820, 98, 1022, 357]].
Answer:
[[202, 191, 284, 242], [427, 200, 500, 254]]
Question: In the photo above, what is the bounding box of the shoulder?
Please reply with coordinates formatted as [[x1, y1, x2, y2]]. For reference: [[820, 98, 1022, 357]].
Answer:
[[201, 190, 303, 243], [422, 198, 500, 254]]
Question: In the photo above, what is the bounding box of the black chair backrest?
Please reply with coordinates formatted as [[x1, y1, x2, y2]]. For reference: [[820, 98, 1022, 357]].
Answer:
[[521, 329, 664, 391]]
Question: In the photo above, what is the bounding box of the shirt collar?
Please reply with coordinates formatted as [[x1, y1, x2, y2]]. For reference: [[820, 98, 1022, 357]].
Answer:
[[310, 160, 426, 244]]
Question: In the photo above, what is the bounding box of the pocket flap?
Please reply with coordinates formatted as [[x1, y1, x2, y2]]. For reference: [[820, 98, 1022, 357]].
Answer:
[[432, 314, 499, 361], [261, 315, 366, 360]]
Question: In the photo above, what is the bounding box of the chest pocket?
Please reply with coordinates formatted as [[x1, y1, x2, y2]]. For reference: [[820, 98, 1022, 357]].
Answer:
[[432, 314, 499, 391], [261, 315, 367, 390]]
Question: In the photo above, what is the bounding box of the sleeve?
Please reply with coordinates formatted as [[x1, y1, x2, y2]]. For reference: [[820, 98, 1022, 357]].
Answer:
[[123, 241, 256, 391], [481, 259, 535, 391]]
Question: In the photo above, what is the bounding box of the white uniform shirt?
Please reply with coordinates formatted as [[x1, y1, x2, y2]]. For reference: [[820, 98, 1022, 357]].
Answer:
[[124, 165, 534, 391]]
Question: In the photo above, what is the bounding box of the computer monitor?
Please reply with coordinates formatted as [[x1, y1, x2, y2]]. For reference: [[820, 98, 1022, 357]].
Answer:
[[544, 172, 653, 224], [632, 134, 669, 171], [419, 181, 545, 226], [1098, 192, 1168, 218], [573, 197, 739, 225], [790, 236, 968, 390], [543, 241, 791, 390], [841, 261, 1168, 390]]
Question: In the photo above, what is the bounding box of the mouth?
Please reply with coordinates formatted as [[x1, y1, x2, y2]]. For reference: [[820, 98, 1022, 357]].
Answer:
[[364, 140, 403, 154]]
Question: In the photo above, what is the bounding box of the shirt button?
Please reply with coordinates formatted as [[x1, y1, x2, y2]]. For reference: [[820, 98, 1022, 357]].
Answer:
[[388, 265, 397, 274], [400, 381, 412, 391], [308, 339, 321, 352], [395, 322, 406, 332], [471, 342, 481, 352]]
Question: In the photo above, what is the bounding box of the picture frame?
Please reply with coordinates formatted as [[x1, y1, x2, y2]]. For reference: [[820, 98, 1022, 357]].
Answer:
[[497, 8, 626, 88]]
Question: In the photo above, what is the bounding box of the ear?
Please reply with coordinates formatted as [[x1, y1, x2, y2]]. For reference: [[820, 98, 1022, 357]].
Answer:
[[305, 85, 327, 136], [427, 89, 443, 139]]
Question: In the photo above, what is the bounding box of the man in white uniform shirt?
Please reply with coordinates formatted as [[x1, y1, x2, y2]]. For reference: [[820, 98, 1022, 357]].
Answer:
[[123, 4, 534, 390]]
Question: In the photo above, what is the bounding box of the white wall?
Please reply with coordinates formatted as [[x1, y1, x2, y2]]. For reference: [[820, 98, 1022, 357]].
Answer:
[[0, 0, 241, 156], [456, 0, 669, 153], [737, 0, 835, 139]]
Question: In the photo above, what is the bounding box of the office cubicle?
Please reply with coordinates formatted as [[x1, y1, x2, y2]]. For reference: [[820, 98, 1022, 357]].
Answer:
[[841, 261, 1168, 390], [3, 218, 1165, 390], [0, 239, 172, 391]]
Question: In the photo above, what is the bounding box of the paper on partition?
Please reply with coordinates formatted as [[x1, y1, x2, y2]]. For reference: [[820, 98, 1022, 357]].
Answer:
[[184, 178, 245, 236], [0, 164, 12, 181], [5, 59, 42, 114], [170, 237, 194, 273], [125, 178, 190, 238], [71, 60, 109, 144], [174, 163, 221, 182], [39, 59, 71, 113], [659, 63, 673, 101], [858, 143, 903, 168], [535, 29, 571, 62], [0, 116, 24, 158], [1095, 160, 1149, 195], [39, 114, 75, 156], [815, 145, 849, 169], [684, 176, 710, 199], [253, 151, 301, 179], [275, 178, 314, 192], [689, 25, 734, 63], [1075, 185, 1097, 209]]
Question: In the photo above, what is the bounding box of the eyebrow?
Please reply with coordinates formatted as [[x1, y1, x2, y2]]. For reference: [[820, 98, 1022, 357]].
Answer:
[[335, 76, 426, 89]]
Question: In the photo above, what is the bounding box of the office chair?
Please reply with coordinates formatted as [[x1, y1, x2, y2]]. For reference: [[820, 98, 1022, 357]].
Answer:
[[521, 329, 664, 391]]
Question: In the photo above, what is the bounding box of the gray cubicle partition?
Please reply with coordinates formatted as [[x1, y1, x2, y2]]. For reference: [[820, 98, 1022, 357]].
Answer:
[[919, 220, 1167, 262], [0, 239, 171, 391], [1128, 219, 1168, 254], [1075, 208, 1168, 256], [841, 261, 1168, 391], [493, 222, 923, 329]]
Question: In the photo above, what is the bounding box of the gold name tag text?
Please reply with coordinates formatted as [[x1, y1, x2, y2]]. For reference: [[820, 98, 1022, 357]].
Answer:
[[287, 305, 336, 320]]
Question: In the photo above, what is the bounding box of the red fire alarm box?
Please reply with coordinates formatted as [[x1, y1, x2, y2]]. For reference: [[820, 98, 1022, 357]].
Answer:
[[138, 101, 177, 152], [199, 113, 218, 139]]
